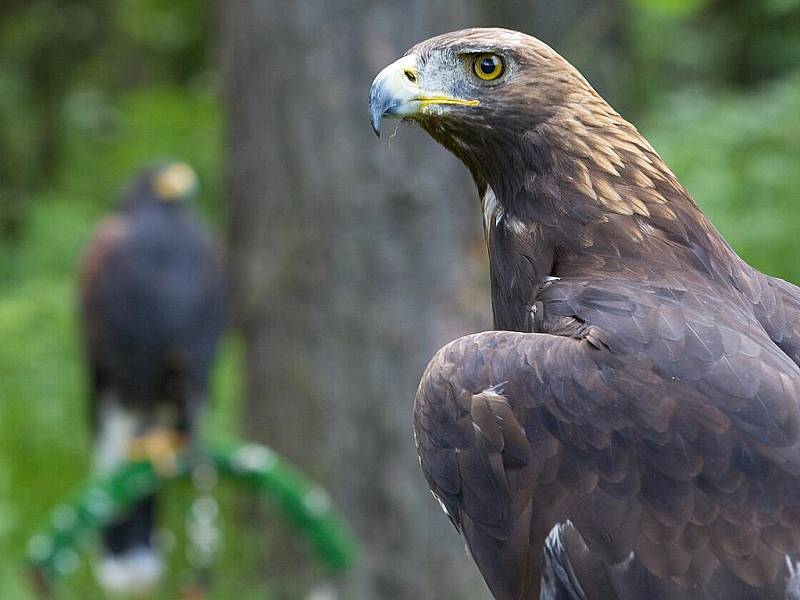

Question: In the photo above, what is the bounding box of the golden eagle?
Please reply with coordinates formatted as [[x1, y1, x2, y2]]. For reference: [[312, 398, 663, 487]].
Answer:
[[370, 28, 800, 599], [79, 163, 226, 594]]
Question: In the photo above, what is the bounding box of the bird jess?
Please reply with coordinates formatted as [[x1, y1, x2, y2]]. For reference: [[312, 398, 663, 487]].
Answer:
[[371, 28, 800, 600]]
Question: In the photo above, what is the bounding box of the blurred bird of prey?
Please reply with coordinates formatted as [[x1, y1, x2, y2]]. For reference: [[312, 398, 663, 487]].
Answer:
[[79, 162, 226, 595]]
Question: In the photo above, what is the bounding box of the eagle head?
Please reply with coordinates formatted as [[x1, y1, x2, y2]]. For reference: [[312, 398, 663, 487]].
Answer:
[[370, 28, 696, 237], [369, 29, 597, 184]]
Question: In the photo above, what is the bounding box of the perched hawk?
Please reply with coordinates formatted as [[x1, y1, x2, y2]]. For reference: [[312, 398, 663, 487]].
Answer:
[[79, 163, 226, 594], [370, 28, 800, 599]]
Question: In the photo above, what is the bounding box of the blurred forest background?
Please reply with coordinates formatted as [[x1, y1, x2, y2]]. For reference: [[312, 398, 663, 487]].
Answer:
[[1, 0, 799, 598]]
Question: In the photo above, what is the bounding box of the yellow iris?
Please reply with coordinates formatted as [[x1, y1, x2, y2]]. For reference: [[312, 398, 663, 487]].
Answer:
[[473, 54, 504, 81]]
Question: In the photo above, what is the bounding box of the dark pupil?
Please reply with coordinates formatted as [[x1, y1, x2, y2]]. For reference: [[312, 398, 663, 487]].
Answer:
[[480, 57, 497, 75]]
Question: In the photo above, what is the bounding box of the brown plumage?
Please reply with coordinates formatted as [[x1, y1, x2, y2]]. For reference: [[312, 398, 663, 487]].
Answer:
[[370, 28, 800, 599]]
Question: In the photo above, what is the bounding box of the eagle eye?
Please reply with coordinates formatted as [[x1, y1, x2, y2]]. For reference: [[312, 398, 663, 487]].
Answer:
[[473, 53, 504, 81]]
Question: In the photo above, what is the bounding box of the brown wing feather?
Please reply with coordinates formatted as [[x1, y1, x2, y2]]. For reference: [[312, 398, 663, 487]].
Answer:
[[415, 318, 800, 599]]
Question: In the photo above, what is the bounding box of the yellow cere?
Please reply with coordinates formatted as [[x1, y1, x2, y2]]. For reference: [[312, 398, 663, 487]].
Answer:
[[474, 53, 504, 81], [154, 162, 198, 201]]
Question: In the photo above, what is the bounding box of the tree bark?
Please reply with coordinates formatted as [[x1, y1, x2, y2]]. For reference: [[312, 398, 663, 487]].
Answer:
[[218, 2, 492, 598]]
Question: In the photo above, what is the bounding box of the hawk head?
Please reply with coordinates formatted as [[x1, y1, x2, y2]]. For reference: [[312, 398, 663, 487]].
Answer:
[[121, 161, 200, 209]]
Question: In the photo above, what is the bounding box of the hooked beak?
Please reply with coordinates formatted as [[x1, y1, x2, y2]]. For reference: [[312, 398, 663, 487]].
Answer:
[[368, 55, 479, 137]]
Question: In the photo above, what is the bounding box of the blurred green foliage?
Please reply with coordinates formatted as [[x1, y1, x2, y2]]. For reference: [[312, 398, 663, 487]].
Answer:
[[0, 0, 798, 597], [0, 0, 210, 237], [624, 0, 800, 109]]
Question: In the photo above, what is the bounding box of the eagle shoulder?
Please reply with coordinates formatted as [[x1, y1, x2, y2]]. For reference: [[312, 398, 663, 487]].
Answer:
[[415, 320, 800, 597]]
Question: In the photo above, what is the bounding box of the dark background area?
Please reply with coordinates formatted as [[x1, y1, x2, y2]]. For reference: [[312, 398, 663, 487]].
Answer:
[[1, 0, 799, 597]]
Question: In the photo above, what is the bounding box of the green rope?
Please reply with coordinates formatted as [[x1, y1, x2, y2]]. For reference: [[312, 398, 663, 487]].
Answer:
[[27, 442, 358, 587]]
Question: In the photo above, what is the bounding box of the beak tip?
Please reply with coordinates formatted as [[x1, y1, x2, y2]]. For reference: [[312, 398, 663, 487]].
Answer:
[[369, 102, 383, 138]]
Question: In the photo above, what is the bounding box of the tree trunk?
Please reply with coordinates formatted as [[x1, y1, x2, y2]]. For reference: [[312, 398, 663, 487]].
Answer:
[[218, 2, 492, 598]]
